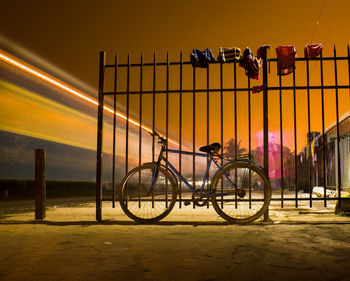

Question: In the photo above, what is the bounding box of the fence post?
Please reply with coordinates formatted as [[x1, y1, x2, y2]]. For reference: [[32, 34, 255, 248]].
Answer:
[[96, 51, 105, 221], [262, 48, 269, 222], [35, 149, 46, 220]]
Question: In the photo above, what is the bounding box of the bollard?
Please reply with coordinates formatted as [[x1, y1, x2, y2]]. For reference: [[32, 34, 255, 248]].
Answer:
[[35, 149, 46, 220]]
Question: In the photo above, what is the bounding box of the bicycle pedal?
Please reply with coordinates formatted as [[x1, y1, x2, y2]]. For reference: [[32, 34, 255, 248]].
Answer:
[[183, 200, 192, 206]]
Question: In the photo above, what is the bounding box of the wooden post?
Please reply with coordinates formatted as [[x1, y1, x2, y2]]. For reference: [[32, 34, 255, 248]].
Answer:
[[96, 51, 105, 221], [35, 149, 46, 220]]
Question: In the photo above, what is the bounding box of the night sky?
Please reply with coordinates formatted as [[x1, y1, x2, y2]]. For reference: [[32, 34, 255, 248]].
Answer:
[[1, 0, 350, 180], [2, 0, 350, 90]]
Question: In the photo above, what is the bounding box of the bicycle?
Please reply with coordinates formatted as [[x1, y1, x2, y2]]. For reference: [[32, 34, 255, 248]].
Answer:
[[119, 131, 271, 224]]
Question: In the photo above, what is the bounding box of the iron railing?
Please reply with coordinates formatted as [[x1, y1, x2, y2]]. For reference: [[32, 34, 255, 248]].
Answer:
[[96, 46, 350, 221]]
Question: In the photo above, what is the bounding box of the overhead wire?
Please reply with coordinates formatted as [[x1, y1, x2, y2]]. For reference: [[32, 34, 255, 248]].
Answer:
[[296, 0, 325, 84]]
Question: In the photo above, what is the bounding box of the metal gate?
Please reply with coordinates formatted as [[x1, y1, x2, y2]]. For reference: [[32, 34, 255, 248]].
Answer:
[[96, 46, 350, 221]]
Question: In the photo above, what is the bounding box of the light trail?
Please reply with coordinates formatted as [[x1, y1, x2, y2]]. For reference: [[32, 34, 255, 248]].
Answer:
[[0, 50, 177, 145]]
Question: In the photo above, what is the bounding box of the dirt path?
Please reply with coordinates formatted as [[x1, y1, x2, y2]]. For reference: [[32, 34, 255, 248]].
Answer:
[[0, 199, 350, 281]]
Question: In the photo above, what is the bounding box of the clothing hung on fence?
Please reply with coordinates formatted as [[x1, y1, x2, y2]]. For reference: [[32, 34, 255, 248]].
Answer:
[[252, 85, 264, 93], [239, 47, 262, 80], [217, 47, 241, 62], [275, 45, 297, 76], [190, 48, 215, 68], [304, 44, 323, 58], [257, 45, 271, 59]]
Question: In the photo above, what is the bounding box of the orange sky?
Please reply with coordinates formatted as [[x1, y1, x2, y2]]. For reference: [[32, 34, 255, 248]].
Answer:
[[1, 0, 349, 154]]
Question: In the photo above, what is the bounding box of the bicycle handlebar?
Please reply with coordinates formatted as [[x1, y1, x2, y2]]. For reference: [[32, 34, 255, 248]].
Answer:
[[148, 130, 167, 144]]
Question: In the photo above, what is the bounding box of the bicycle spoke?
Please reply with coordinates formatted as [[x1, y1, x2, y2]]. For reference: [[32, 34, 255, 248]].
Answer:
[[210, 161, 271, 223], [119, 163, 176, 223]]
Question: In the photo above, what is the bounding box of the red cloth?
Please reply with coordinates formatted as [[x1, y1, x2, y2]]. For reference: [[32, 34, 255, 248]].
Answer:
[[257, 45, 271, 59], [304, 44, 323, 58], [252, 85, 264, 93], [275, 45, 297, 76], [239, 47, 261, 80]]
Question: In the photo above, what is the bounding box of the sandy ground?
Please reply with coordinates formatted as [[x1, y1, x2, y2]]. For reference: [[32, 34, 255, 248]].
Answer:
[[1, 198, 350, 281]]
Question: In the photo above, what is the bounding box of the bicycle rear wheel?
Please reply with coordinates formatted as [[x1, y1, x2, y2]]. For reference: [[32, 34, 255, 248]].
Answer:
[[210, 161, 271, 224], [119, 163, 177, 223]]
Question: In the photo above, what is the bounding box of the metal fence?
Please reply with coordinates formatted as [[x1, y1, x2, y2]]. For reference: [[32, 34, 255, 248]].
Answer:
[[95, 46, 350, 221]]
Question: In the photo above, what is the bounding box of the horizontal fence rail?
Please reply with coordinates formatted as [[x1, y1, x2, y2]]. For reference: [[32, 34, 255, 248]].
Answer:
[[96, 46, 350, 221]]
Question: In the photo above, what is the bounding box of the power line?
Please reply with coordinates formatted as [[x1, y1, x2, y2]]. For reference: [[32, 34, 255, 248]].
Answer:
[[323, 0, 342, 46], [310, 0, 326, 44]]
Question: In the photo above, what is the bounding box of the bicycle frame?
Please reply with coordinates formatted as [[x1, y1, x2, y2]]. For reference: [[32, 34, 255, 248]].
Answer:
[[150, 146, 237, 198]]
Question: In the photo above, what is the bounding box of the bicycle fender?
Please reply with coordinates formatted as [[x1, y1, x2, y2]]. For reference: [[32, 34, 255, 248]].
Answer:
[[142, 162, 179, 187], [209, 159, 266, 183]]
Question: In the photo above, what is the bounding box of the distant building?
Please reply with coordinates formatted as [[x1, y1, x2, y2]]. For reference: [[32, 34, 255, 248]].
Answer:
[[319, 112, 350, 191], [300, 112, 350, 192]]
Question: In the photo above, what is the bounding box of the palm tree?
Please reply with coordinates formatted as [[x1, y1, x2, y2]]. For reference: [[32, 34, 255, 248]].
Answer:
[[224, 138, 247, 157]]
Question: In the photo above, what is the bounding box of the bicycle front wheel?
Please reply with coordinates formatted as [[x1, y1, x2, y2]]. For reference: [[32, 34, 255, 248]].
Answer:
[[210, 161, 271, 224], [119, 163, 177, 223]]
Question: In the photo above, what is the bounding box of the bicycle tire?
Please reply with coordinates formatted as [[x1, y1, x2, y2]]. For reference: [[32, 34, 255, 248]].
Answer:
[[119, 163, 177, 223], [210, 161, 271, 224]]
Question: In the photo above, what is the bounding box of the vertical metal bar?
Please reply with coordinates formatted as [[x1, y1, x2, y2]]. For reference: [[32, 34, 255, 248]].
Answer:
[[306, 54, 312, 207], [35, 149, 46, 220], [152, 52, 156, 162], [138, 53, 143, 208], [96, 51, 105, 222], [262, 49, 269, 220], [248, 77, 252, 209], [179, 51, 183, 208], [206, 62, 210, 208], [293, 66, 298, 208], [348, 45, 350, 110], [220, 61, 224, 208], [166, 52, 169, 208], [234, 61, 238, 208], [112, 53, 118, 208], [125, 53, 130, 175], [234, 62, 238, 159], [193, 65, 196, 208], [320, 52, 327, 207], [334, 46, 342, 206], [279, 74, 284, 208], [152, 51, 157, 208], [152, 52, 156, 208]]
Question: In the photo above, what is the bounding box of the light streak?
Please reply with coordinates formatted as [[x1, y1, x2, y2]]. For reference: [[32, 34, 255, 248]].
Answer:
[[0, 50, 177, 145]]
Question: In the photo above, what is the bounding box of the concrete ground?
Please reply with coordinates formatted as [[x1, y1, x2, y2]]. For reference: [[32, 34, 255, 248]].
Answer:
[[0, 197, 350, 281]]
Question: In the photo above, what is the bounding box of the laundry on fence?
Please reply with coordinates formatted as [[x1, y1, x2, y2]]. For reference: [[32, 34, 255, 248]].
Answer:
[[190, 48, 215, 68], [239, 47, 262, 80], [217, 47, 241, 62], [276, 45, 297, 76], [252, 85, 264, 93], [304, 44, 323, 59], [257, 45, 271, 59]]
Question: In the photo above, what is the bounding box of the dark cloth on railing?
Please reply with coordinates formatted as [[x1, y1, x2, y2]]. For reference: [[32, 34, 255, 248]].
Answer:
[[190, 48, 215, 68], [217, 47, 241, 62], [239, 47, 262, 80], [276, 45, 297, 76], [304, 44, 323, 58], [257, 45, 271, 59], [252, 85, 264, 93]]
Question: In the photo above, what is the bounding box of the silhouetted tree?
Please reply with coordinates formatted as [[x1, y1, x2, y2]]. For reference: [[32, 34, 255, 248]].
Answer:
[[224, 138, 247, 156]]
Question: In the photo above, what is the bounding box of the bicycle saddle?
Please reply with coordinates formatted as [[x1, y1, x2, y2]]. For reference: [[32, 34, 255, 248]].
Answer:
[[199, 142, 221, 154]]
